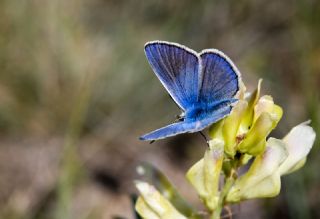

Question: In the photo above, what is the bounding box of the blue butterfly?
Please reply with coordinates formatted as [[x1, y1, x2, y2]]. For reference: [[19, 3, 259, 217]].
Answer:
[[140, 41, 241, 141]]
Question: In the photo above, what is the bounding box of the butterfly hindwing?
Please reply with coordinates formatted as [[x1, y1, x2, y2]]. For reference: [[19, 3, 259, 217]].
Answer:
[[145, 41, 200, 110], [139, 121, 196, 141], [199, 50, 240, 103], [140, 103, 232, 141]]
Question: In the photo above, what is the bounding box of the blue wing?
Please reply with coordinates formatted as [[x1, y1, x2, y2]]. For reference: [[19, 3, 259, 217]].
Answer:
[[141, 44, 241, 141], [199, 50, 240, 102], [140, 104, 232, 141], [145, 41, 200, 110]]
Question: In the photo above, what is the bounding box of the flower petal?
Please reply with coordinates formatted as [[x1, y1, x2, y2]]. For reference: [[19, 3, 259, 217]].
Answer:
[[226, 138, 287, 202], [136, 197, 161, 219], [236, 79, 247, 100], [253, 95, 283, 125], [238, 94, 283, 156], [135, 181, 187, 219], [136, 163, 194, 216], [238, 112, 274, 155], [278, 121, 316, 175], [222, 100, 248, 157], [208, 119, 224, 140], [253, 95, 274, 122], [186, 139, 224, 211], [240, 79, 262, 132]]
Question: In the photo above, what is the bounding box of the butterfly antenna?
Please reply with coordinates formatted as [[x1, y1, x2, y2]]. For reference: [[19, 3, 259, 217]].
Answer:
[[199, 131, 209, 147]]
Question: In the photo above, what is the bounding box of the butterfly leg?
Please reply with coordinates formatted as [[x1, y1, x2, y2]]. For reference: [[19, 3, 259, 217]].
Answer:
[[199, 131, 210, 147]]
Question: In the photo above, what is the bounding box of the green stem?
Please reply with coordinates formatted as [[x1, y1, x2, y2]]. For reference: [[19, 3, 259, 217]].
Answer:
[[210, 171, 235, 219]]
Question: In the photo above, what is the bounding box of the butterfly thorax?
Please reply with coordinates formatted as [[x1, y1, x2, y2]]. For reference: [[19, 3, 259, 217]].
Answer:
[[184, 102, 214, 122], [184, 98, 237, 122]]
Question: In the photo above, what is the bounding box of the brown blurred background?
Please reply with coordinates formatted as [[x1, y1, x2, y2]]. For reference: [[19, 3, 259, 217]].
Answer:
[[0, 0, 319, 218]]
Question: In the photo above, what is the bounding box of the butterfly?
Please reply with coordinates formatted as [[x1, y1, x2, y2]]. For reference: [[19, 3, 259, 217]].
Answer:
[[140, 41, 241, 141]]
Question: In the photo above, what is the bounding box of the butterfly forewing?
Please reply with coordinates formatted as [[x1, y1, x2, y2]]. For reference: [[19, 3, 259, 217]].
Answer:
[[144, 42, 200, 110], [199, 50, 239, 103]]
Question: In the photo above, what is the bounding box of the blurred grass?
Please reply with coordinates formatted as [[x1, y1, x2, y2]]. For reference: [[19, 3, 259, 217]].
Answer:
[[0, 0, 319, 219]]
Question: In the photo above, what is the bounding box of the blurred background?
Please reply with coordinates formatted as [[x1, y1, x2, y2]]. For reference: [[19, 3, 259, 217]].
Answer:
[[0, 0, 319, 218]]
